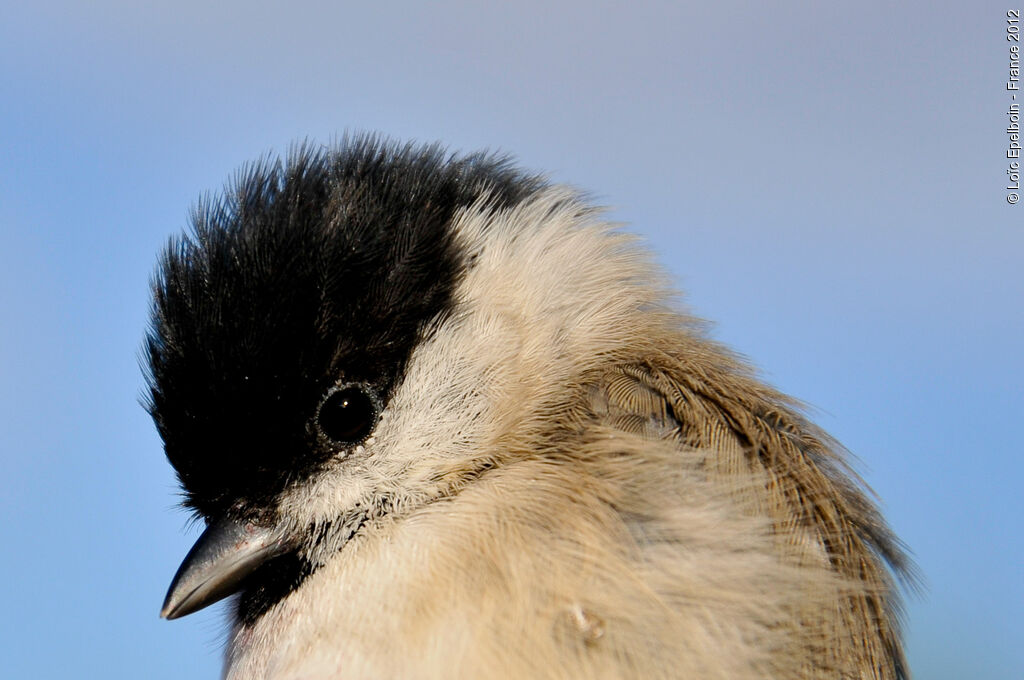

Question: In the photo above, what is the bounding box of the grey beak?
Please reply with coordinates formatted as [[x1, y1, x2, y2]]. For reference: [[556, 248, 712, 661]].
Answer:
[[161, 516, 294, 620]]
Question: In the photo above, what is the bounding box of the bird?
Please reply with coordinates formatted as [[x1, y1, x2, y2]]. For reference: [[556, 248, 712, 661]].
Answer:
[[145, 136, 911, 680]]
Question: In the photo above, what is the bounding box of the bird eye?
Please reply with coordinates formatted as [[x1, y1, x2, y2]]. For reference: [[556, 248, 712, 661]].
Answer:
[[315, 383, 380, 447]]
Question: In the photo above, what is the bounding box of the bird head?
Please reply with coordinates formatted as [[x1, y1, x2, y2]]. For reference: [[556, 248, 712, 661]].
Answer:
[[146, 138, 565, 623]]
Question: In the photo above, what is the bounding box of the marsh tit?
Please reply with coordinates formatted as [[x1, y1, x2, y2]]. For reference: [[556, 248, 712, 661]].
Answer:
[[146, 137, 910, 679]]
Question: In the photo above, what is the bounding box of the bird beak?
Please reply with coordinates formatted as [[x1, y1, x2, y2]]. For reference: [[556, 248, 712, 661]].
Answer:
[[161, 516, 294, 620]]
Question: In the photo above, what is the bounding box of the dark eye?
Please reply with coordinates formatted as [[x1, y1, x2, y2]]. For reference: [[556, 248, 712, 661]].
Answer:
[[315, 383, 380, 447]]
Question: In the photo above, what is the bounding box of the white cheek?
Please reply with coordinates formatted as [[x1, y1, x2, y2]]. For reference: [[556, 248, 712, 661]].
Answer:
[[277, 463, 373, 527], [275, 307, 526, 527], [373, 306, 526, 471]]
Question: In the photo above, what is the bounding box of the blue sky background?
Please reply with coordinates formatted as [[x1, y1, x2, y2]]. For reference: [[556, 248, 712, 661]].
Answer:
[[1, 2, 1020, 678]]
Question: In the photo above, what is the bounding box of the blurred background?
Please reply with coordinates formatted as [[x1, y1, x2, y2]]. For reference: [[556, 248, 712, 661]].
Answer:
[[1, 2, 1020, 678]]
